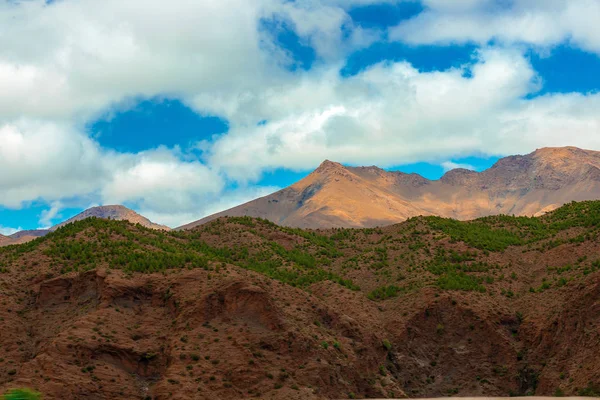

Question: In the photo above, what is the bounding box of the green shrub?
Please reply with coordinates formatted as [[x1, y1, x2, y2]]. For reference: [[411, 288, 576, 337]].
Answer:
[[2, 388, 42, 400], [382, 339, 392, 351], [436, 272, 486, 292], [368, 285, 400, 301], [579, 383, 600, 397]]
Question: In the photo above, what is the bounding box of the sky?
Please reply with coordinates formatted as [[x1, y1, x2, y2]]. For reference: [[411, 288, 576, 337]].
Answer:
[[1, 0, 600, 233]]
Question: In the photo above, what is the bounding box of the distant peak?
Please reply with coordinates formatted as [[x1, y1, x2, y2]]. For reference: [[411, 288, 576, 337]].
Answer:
[[532, 146, 590, 158], [443, 167, 477, 175], [89, 204, 129, 211], [51, 204, 170, 231], [319, 159, 342, 167], [535, 146, 582, 152], [315, 160, 345, 173], [355, 165, 384, 172], [440, 167, 478, 185]]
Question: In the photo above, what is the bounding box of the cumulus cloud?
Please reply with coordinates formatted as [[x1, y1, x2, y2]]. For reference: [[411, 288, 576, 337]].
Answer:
[[441, 161, 476, 172], [0, 121, 111, 208], [39, 201, 64, 228], [391, 0, 600, 54], [203, 44, 600, 183], [101, 150, 224, 215], [0, 226, 21, 236], [204, 47, 541, 177], [0, 0, 393, 226], [138, 184, 280, 228]]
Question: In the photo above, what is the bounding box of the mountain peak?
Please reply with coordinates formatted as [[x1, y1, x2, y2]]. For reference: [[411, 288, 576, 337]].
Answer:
[[440, 167, 478, 185], [315, 159, 345, 173], [51, 205, 170, 231], [181, 146, 600, 229], [533, 146, 590, 159]]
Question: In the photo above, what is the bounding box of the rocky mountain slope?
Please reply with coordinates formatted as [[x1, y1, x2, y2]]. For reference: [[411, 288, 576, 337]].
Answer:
[[50, 205, 170, 232], [0, 206, 169, 247], [181, 147, 600, 229], [1, 201, 600, 399], [8, 230, 49, 240]]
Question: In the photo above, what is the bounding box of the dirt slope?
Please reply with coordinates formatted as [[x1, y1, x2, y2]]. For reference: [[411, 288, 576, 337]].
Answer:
[[181, 147, 600, 229], [1, 201, 600, 399]]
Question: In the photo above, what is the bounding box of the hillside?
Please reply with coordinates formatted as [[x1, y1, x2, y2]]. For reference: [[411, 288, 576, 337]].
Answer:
[[0, 206, 169, 247], [1, 201, 600, 399], [181, 147, 600, 229], [8, 230, 49, 240], [51, 205, 170, 231]]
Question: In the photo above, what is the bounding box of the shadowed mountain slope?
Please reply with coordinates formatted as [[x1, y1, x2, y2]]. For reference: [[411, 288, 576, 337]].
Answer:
[[180, 147, 600, 229], [9, 230, 49, 239]]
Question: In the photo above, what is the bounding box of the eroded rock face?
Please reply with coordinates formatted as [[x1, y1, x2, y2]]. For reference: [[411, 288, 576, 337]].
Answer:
[[203, 282, 283, 331], [5, 264, 597, 399], [1, 268, 408, 400], [389, 299, 522, 397], [529, 280, 600, 394], [36, 270, 103, 307]]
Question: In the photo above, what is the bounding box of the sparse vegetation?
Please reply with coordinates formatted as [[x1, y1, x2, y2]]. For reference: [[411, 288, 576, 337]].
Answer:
[[579, 383, 600, 397], [436, 272, 486, 292], [2, 388, 42, 400], [367, 285, 400, 301], [1, 200, 600, 399], [0, 217, 357, 291]]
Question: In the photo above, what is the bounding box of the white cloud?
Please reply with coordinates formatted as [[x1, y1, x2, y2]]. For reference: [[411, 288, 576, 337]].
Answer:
[[391, 0, 600, 54], [39, 201, 64, 228], [204, 45, 600, 182], [0, 0, 393, 227], [204, 48, 538, 175], [441, 161, 476, 172], [139, 184, 280, 227], [0, 0, 386, 122], [0, 121, 112, 208], [101, 150, 224, 216], [0, 120, 227, 226], [0, 226, 21, 236]]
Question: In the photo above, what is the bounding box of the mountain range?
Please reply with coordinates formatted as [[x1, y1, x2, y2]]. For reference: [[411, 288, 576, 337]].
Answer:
[[181, 146, 600, 229], [2, 147, 600, 399], [4, 146, 600, 244]]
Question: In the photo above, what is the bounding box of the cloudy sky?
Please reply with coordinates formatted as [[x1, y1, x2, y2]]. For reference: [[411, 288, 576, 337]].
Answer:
[[1, 0, 600, 232]]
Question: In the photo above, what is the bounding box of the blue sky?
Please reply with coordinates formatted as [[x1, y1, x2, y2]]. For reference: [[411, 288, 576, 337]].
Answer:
[[1, 0, 600, 232]]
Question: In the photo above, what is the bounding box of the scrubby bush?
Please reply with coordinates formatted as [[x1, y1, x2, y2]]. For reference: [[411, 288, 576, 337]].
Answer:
[[367, 285, 400, 301], [2, 388, 42, 400]]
